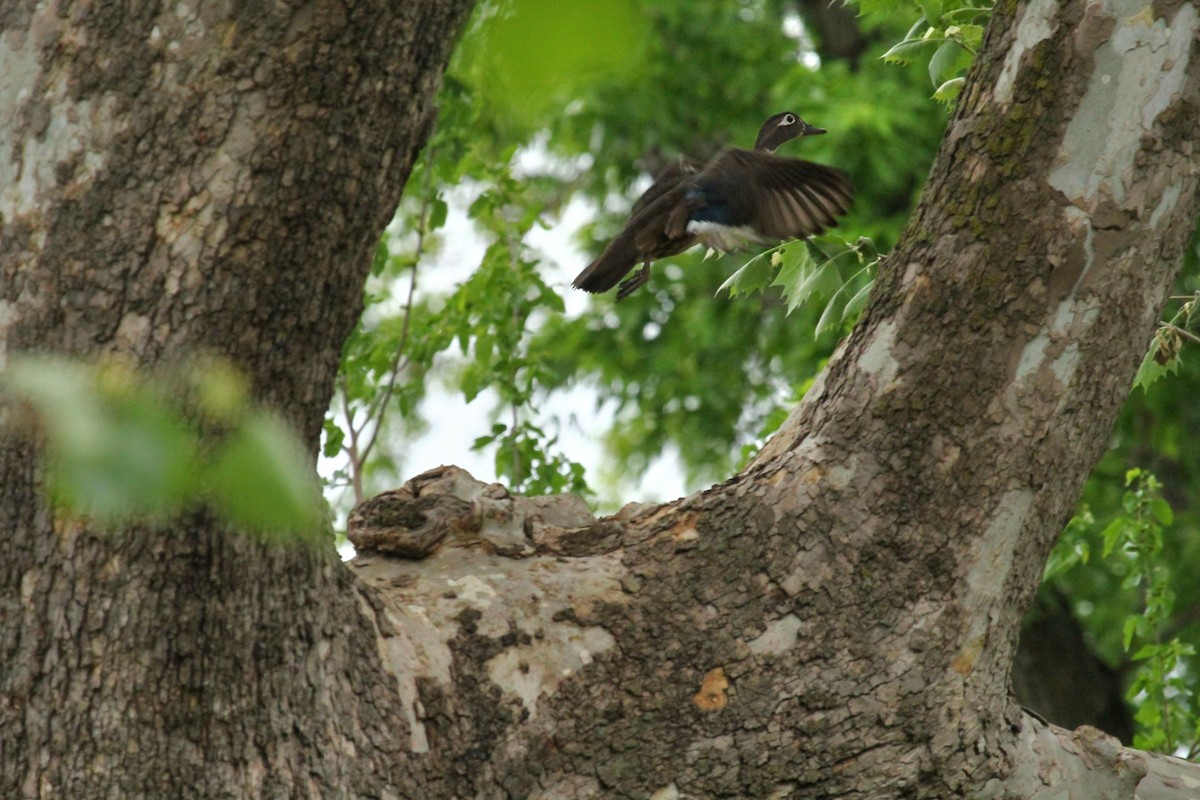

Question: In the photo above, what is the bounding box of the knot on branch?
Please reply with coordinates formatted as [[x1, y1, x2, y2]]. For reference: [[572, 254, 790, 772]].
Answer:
[[347, 465, 612, 558], [1070, 725, 1147, 791]]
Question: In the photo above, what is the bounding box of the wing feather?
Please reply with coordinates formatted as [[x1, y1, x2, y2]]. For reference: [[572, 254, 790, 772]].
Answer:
[[690, 149, 854, 243]]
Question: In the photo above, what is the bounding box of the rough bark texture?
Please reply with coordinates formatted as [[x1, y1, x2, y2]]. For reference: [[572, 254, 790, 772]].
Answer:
[[0, 1, 473, 797], [4, 0, 1200, 799], [346, 1, 1200, 798]]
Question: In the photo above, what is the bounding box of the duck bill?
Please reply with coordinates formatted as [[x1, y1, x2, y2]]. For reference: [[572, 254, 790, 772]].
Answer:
[[802, 122, 827, 136]]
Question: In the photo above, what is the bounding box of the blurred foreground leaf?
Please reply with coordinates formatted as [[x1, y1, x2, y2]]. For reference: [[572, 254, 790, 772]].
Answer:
[[3, 356, 324, 541], [457, 0, 649, 128], [4, 359, 197, 522], [208, 412, 326, 539]]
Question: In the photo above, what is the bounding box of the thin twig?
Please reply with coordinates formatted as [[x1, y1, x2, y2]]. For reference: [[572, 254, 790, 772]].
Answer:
[[338, 371, 365, 505], [507, 231, 523, 487], [1162, 322, 1200, 347], [358, 135, 438, 468]]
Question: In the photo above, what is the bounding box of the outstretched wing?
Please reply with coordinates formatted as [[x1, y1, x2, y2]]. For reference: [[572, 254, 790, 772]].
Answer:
[[685, 149, 854, 248]]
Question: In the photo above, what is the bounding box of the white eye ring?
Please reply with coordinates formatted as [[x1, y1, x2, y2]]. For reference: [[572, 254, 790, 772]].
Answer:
[[782, 113, 797, 125]]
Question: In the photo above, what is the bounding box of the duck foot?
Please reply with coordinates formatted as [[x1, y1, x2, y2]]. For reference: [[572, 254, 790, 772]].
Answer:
[[616, 265, 650, 301]]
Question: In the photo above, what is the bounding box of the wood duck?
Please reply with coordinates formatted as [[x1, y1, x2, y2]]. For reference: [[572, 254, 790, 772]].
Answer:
[[572, 112, 854, 300]]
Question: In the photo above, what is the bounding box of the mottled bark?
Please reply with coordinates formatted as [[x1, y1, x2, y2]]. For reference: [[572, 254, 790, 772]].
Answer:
[[0, 1, 473, 798], [5, 0, 1200, 798], [349, 1, 1200, 798]]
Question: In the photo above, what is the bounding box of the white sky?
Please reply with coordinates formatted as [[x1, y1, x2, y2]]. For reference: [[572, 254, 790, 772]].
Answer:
[[322, 160, 691, 552]]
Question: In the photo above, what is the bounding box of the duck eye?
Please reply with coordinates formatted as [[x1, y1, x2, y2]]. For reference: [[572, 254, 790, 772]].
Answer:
[[782, 114, 797, 125]]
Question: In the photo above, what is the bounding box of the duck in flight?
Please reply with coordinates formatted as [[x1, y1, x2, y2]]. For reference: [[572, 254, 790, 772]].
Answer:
[[572, 112, 854, 300]]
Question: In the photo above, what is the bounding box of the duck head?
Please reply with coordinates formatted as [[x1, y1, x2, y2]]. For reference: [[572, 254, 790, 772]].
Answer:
[[753, 111, 827, 152]]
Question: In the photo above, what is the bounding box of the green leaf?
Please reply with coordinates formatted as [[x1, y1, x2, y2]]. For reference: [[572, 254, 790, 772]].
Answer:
[[881, 37, 931, 65], [918, 0, 945, 26], [322, 417, 346, 459], [932, 77, 965, 103], [771, 250, 824, 314], [815, 282, 849, 337], [718, 251, 774, 297], [842, 277, 875, 321], [1130, 643, 1160, 661], [1151, 497, 1174, 526], [903, 14, 930, 42], [369, 240, 390, 276], [1099, 518, 1126, 558], [956, 23, 985, 52], [1122, 616, 1138, 652], [206, 412, 325, 539], [928, 40, 960, 86], [457, 0, 650, 128], [1132, 339, 1180, 393], [428, 196, 449, 229]]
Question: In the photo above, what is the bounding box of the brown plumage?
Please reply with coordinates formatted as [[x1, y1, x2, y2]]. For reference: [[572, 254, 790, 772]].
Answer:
[[572, 112, 854, 300]]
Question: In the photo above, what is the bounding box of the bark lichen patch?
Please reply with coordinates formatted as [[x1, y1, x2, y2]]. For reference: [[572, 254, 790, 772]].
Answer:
[[856, 319, 900, 389], [959, 488, 1032, 653], [0, 300, 15, 370], [352, 543, 627, 751], [649, 783, 680, 799], [1148, 181, 1183, 228]]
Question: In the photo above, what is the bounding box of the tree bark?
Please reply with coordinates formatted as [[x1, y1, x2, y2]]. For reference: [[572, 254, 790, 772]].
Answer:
[[346, 1, 1200, 798], [0, 1, 473, 797], [4, 1, 1200, 799]]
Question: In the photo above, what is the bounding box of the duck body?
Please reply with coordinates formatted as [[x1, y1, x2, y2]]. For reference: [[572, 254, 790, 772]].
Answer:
[[572, 112, 854, 299]]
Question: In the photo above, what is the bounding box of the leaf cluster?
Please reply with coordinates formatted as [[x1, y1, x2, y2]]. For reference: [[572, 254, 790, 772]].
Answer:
[[1047, 468, 1200, 756]]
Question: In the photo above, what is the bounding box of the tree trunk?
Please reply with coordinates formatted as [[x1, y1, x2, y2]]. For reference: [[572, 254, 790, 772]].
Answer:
[[346, 1, 1200, 798], [4, 1, 1200, 799], [0, 2, 473, 797]]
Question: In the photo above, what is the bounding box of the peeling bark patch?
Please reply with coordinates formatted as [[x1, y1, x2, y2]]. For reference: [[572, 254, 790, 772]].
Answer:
[[1014, 333, 1050, 384], [692, 667, 730, 710], [748, 613, 802, 656], [486, 623, 615, 718], [1049, 2, 1198, 204], [351, 544, 627, 756], [994, 0, 1059, 106], [668, 511, 702, 545], [856, 319, 899, 389], [0, 16, 120, 223], [952, 635, 985, 675], [0, 300, 15, 370], [959, 489, 1032, 663], [445, 574, 500, 608]]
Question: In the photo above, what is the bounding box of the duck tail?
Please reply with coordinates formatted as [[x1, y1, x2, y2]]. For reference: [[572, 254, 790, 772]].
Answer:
[[572, 231, 640, 293]]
